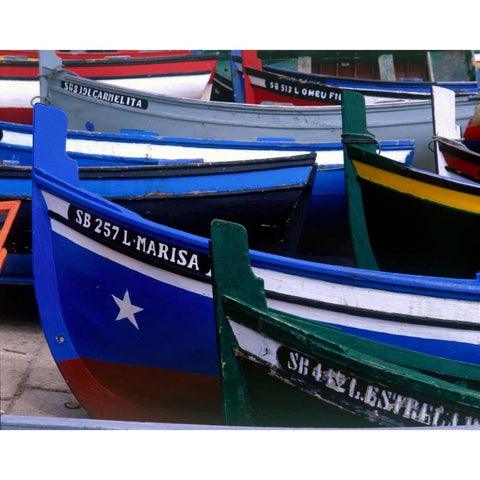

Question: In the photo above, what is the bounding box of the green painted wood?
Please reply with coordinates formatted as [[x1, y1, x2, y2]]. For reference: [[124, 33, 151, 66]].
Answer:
[[223, 296, 480, 403], [210, 219, 480, 427], [210, 219, 266, 426], [341, 90, 379, 270]]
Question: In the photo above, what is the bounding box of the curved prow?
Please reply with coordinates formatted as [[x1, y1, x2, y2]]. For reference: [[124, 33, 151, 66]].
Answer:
[[240, 51, 263, 105], [210, 219, 266, 312], [341, 90, 379, 270], [341, 90, 377, 154], [210, 219, 266, 425], [38, 50, 63, 101], [33, 103, 79, 186]]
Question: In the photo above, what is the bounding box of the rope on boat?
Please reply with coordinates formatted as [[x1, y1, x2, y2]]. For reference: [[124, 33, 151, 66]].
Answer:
[[35, 66, 69, 105], [29, 95, 43, 107]]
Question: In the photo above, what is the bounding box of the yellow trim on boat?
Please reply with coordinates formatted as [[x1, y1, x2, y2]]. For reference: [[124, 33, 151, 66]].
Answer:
[[352, 160, 480, 214]]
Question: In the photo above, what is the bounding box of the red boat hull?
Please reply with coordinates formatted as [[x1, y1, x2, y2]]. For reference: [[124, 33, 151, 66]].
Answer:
[[57, 357, 223, 425], [0, 50, 219, 124], [0, 107, 33, 124], [439, 138, 480, 181], [0, 52, 218, 80], [1, 50, 192, 60]]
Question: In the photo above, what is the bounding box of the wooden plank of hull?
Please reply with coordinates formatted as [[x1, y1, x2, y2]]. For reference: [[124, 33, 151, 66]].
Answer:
[[210, 219, 480, 428]]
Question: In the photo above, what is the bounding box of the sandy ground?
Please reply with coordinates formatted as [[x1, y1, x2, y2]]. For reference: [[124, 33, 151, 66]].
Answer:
[[0, 284, 89, 422]]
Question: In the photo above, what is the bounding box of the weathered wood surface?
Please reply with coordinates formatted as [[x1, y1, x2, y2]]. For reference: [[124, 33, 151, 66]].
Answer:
[[210, 219, 480, 428]]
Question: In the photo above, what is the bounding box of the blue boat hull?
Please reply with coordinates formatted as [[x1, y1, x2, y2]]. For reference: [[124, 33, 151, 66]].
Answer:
[[32, 104, 480, 423]]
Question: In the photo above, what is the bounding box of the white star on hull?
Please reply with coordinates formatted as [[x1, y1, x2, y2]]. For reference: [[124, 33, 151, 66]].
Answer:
[[112, 290, 144, 330]]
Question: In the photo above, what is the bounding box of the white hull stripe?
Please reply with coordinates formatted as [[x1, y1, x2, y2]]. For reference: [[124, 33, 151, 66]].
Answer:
[[0, 73, 212, 108], [254, 266, 480, 325], [1, 129, 411, 166], [42, 190, 480, 344]]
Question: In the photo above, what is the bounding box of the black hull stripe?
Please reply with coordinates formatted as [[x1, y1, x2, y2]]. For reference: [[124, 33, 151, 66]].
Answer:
[[265, 289, 479, 331], [0, 52, 219, 69], [0, 71, 213, 82], [48, 209, 212, 282], [1, 153, 316, 179], [105, 184, 307, 201], [439, 139, 480, 166], [245, 66, 433, 101]]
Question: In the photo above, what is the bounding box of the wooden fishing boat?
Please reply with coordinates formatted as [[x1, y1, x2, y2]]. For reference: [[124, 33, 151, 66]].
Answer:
[[38, 50, 478, 171], [436, 137, 480, 182], [0, 116, 414, 282], [0, 49, 219, 124], [342, 89, 480, 278], [234, 51, 478, 107], [211, 219, 480, 428], [1, 113, 413, 285], [2, 123, 319, 285], [31, 102, 480, 424], [0, 200, 20, 272], [432, 89, 480, 183]]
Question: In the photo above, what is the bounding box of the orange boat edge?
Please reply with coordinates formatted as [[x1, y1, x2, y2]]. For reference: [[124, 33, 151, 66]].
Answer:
[[0, 200, 21, 272]]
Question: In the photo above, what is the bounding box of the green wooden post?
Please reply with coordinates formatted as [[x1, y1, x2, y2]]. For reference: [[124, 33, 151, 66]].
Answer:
[[210, 219, 266, 426], [341, 90, 379, 270]]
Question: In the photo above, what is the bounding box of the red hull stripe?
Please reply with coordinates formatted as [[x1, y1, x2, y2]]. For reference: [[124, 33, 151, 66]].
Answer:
[[1, 50, 192, 60], [0, 65, 39, 77], [0, 107, 33, 125], [444, 151, 480, 181], [0, 59, 217, 80], [250, 84, 333, 107], [57, 357, 224, 425]]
